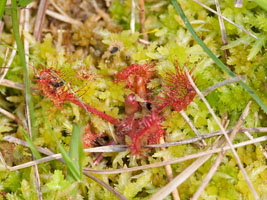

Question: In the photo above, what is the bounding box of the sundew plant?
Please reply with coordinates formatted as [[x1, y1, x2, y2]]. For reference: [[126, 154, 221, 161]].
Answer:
[[0, 0, 266, 200]]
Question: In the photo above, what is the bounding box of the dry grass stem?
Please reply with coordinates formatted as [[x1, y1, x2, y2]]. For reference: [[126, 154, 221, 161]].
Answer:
[[191, 101, 251, 199], [244, 131, 267, 159], [131, 0, 136, 33], [0, 107, 24, 126], [0, 151, 9, 169], [46, 10, 82, 26], [50, 0, 68, 17], [192, 0, 257, 39], [3, 134, 266, 173], [1, 43, 17, 80], [34, 0, 49, 40], [160, 137, 180, 200], [184, 67, 259, 200], [83, 171, 128, 200], [139, 0, 148, 40], [91, 0, 112, 24], [84, 136, 267, 175], [214, 0, 230, 62], [180, 109, 206, 147], [3, 135, 55, 155], [138, 38, 150, 45], [0, 47, 13, 81], [0, 79, 24, 90], [234, 0, 243, 8], [148, 131, 241, 200], [145, 127, 267, 148], [201, 75, 246, 96], [22, 7, 43, 200], [0, 48, 10, 80], [0, 20, 4, 39]]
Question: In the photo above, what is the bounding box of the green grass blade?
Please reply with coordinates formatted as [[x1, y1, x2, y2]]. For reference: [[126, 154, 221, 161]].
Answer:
[[11, 0, 37, 136], [255, 0, 267, 11], [67, 124, 85, 182], [44, 115, 81, 181], [22, 127, 47, 172], [0, 0, 7, 20], [170, 0, 267, 113], [17, 0, 33, 7]]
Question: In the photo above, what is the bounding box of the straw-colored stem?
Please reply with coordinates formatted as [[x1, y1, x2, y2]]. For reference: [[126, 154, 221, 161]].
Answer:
[[184, 67, 259, 200]]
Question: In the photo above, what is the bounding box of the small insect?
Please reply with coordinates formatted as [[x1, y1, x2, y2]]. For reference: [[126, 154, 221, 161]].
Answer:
[[110, 46, 119, 54], [50, 81, 64, 88]]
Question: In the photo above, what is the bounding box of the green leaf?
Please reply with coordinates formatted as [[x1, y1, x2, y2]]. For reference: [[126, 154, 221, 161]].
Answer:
[[17, 0, 33, 7], [0, 0, 7, 20], [4, 171, 21, 192], [11, 0, 36, 138], [67, 124, 85, 182], [170, 0, 267, 113], [22, 127, 47, 172], [44, 111, 81, 181], [255, 0, 267, 11], [47, 170, 70, 191]]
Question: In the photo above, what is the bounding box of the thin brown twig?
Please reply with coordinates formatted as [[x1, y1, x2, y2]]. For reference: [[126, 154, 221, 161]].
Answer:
[[84, 136, 267, 175], [50, 0, 68, 17], [0, 151, 9, 169], [0, 20, 4, 39], [131, 0, 136, 33], [34, 0, 49, 41], [0, 48, 10, 80], [148, 125, 247, 200], [184, 67, 259, 200], [180, 110, 206, 147], [3, 135, 266, 173], [139, 0, 148, 40], [83, 171, 128, 200], [146, 127, 267, 148], [192, 0, 257, 39], [214, 0, 230, 62], [22, 6, 43, 200], [244, 131, 267, 159], [91, 0, 112, 24], [234, 0, 243, 8], [3, 127, 267, 152], [191, 101, 252, 200], [0, 107, 24, 126], [201, 75, 246, 96], [0, 79, 24, 90], [46, 10, 83, 26], [160, 137, 180, 200]]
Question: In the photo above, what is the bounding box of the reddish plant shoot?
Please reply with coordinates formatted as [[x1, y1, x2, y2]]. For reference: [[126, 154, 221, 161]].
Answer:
[[34, 66, 119, 125], [115, 63, 154, 98], [157, 62, 197, 112], [125, 93, 139, 115], [116, 112, 164, 155]]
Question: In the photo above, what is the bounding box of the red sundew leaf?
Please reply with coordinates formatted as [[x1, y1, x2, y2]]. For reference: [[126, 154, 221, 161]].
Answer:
[[115, 63, 155, 89], [158, 62, 197, 112], [34, 66, 119, 125]]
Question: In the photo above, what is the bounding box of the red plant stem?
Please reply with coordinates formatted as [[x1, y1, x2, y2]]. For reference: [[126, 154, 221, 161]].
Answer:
[[70, 99, 119, 125]]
